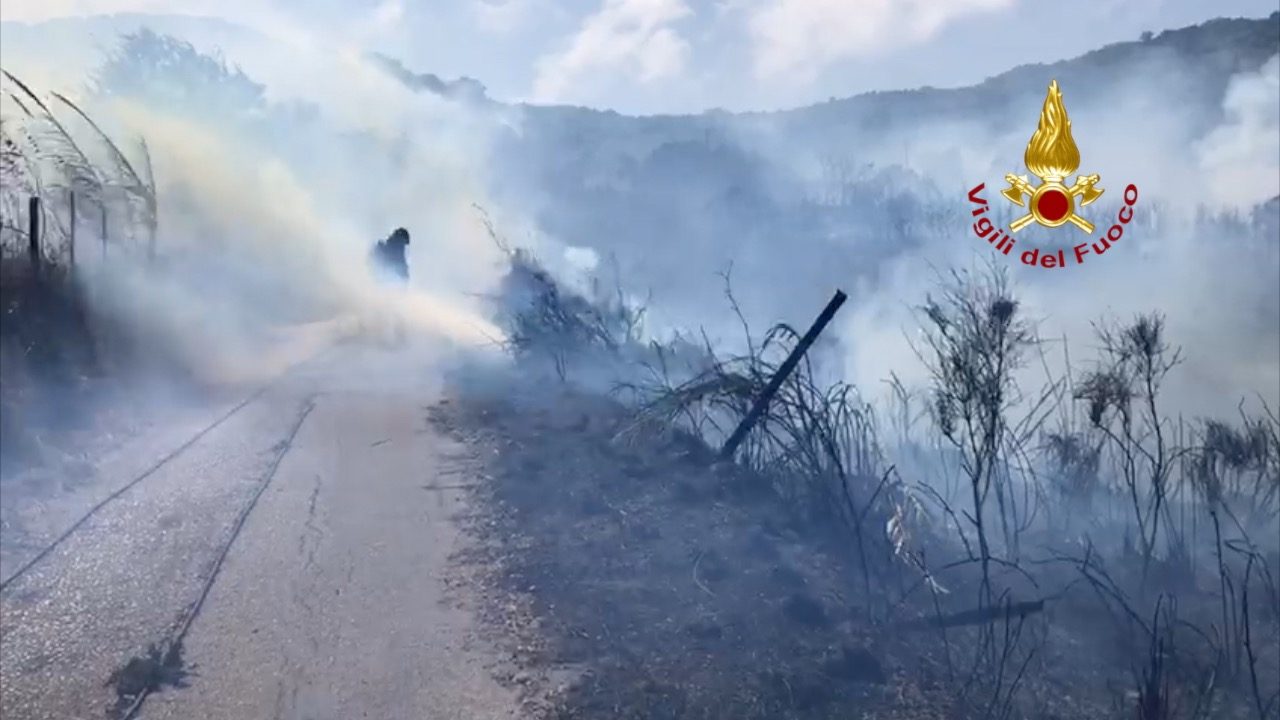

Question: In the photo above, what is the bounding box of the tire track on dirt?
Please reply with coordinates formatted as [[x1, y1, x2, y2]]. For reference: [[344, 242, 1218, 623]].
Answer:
[[0, 346, 334, 593], [1, 344, 339, 720], [116, 395, 318, 720], [134, 378, 521, 720], [0, 387, 270, 593]]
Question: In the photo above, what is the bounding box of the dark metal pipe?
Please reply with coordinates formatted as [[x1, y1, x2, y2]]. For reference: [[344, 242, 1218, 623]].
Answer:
[[718, 289, 848, 462]]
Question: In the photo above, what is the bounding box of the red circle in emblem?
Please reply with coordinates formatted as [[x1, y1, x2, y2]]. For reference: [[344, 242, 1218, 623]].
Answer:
[[1036, 189, 1070, 222]]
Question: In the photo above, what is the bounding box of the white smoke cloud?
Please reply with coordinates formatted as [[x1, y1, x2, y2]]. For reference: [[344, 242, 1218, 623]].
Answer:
[[80, 85, 508, 384], [1196, 53, 1280, 210], [0, 16, 518, 389]]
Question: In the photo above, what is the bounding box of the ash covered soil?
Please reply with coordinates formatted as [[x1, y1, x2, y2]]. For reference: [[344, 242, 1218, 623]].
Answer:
[[432, 374, 951, 720]]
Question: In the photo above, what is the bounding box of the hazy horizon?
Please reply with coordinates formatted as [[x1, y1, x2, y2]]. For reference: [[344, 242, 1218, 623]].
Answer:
[[2, 1, 1277, 115]]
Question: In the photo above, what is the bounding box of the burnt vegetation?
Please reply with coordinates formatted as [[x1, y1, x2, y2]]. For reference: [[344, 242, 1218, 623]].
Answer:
[[444, 226, 1280, 720], [0, 66, 162, 473], [1, 29, 306, 475]]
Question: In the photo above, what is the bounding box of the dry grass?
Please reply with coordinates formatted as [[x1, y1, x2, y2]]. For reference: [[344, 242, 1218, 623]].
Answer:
[[0, 70, 161, 473], [480, 236, 1280, 719]]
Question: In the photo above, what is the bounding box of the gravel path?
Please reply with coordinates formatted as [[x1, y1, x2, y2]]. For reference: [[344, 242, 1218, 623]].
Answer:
[[1, 342, 519, 720]]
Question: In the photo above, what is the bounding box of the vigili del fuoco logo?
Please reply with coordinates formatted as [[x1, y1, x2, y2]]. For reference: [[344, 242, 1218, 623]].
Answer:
[[967, 80, 1139, 269]]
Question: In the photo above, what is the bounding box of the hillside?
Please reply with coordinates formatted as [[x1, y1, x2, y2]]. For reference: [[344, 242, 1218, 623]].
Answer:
[[475, 12, 1279, 339], [504, 13, 1279, 159]]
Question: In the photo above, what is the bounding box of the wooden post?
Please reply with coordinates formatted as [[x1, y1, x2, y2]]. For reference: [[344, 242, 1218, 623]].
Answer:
[[718, 289, 849, 462], [68, 190, 76, 270], [27, 196, 40, 277]]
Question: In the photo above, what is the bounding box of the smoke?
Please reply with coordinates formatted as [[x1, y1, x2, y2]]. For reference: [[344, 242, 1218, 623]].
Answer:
[[25, 27, 516, 389], [2, 13, 1275, 423], [607, 78, 1279, 425], [837, 60, 1280, 419], [1195, 53, 1280, 210]]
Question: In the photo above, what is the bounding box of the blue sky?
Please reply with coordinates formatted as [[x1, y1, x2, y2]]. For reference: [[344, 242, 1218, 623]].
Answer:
[[2, 0, 1277, 113]]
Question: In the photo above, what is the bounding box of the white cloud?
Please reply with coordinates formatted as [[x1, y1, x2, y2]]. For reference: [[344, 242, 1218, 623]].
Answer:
[[0, 0, 247, 23], [370, 0, 404, 31], [747, 0, 1014, 81], [472, 0, 538, 34], [531, 0, 693, 103]]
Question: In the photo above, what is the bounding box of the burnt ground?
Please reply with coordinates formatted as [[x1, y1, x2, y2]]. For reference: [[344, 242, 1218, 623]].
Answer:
[[430, 375, 958, 720], [430, 369, 1280, 720]]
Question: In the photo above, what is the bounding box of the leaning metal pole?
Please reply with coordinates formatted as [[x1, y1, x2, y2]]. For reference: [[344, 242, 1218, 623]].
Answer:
[[718, 289, 848, 462]]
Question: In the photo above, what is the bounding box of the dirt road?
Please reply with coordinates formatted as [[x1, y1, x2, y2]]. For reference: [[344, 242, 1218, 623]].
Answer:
[[0, 341, 518, 720]]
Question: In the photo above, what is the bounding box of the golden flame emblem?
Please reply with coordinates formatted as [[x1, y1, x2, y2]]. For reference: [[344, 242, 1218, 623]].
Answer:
[[1002, 80, 1103, 233]]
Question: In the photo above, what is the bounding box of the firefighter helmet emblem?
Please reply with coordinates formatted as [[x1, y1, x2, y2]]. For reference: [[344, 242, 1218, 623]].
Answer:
[[1002, 80, 1104, 233]]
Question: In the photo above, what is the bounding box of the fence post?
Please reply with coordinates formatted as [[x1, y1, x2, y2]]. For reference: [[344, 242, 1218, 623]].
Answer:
[[27, 196, 40, 277], [718, 289, 849, 462], [68, 190, 77, 271]]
